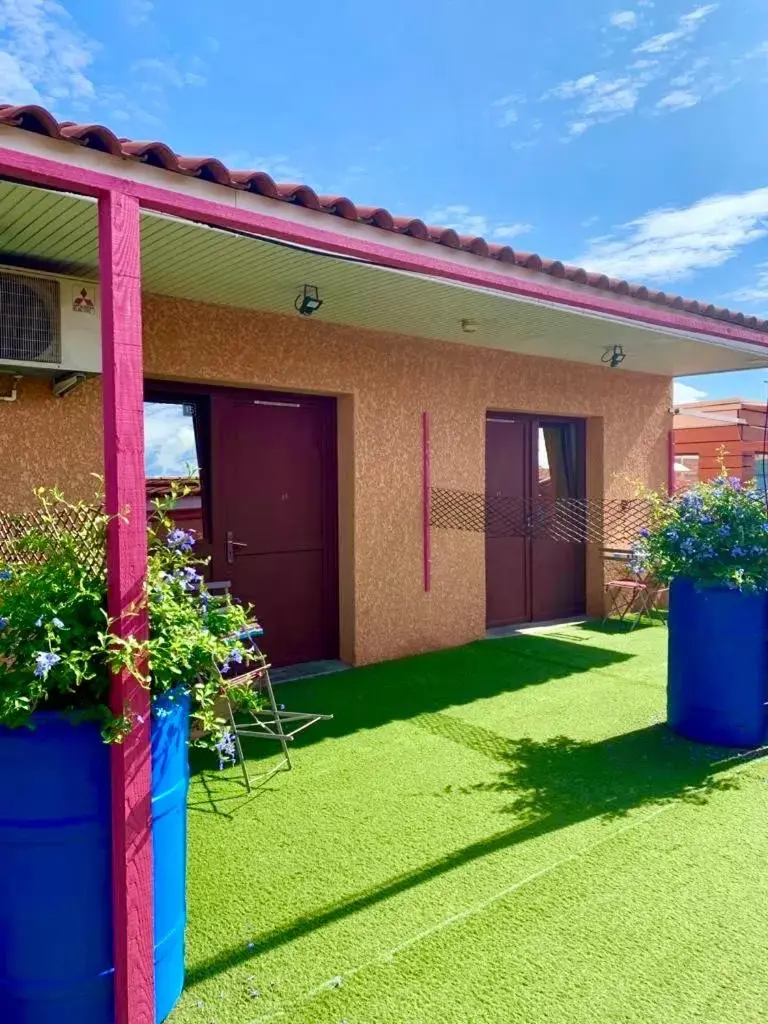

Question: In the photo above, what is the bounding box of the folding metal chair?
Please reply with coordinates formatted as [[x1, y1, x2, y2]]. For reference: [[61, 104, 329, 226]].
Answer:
[[602, 548, 668, 629], [207, 582, 333, 791]]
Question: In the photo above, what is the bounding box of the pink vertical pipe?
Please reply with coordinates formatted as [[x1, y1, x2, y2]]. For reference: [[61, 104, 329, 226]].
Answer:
[[423, 411, 431, 592], [668, 428, 676, 495]]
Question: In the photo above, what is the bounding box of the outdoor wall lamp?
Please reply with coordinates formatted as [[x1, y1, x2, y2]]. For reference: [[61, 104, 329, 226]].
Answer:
[[601, 344, 626, 369], [295, 284, 323, 316], [460, 319, 478, 333]]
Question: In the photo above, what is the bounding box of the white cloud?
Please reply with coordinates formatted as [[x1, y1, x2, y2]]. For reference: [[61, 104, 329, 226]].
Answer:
[[634, 3, 717, 55], [425, 205, 532, 240], [656, 89, 699, 110], [583, 77, 640, 115], [729, 263, 768, 309], [221, 151, 303, 180], [574, 186, 768, 282], [669, 57, 709, 88], [124, 0, 153, 26], [492, 93, 525, 128], [131, 57, 206, 89], [547, 74, 599, 99], [609, 10, 638, 29], [144, 404, 198, 478], [627, 58, 658, 70], [0, 0, 97, 107], [491, 222, 534, 240], [568, 120, 591, 136], [545, 55, 666, 135], [674, 381, 708, 403]]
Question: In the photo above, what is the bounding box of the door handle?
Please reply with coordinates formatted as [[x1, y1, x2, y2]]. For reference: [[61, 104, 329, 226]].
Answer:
[[226, 531, 247, 564]]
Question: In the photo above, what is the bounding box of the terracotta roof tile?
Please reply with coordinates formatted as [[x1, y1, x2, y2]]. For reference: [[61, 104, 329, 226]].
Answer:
[[0, 102, 765, 333]]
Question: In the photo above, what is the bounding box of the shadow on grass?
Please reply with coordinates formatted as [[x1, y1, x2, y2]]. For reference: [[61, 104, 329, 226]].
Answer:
[[185, 714, 761, 988], [577, 617, 666, 636], [188, 632, 638, 789], [412, 714, 751, 819], [200, 633, 636, 768]]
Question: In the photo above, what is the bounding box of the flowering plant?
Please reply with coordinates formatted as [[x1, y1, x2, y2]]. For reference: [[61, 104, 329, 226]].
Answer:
[[631, 475, 768, 590], [0, 486, 263, 742]]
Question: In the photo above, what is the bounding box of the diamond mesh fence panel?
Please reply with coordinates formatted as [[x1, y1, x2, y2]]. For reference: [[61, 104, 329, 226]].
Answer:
[[430, 488, 652, 548], [0, 504, 105, 575]]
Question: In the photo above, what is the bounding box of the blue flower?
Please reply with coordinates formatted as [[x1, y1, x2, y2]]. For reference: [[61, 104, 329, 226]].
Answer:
[[173, 566, 203, 591], [0, 617, 8, 630], [34, 651, 61, 679], [680, 537, 697, 556], [701, 546, 716, 559], [732, 546, 746, 557], [666, 528, 679, 541], [35, 617, 43, 627], [229, 648, 244, 665], [166, 528, 196, 553], [214, 729, 238, 770], [0, 569, 11, 582], [718, 525, 731, 537], [700, 515, 714, 526], [639, 528, 650, 538], [728, 477, 743, 490], [51, 617, 65, 630]]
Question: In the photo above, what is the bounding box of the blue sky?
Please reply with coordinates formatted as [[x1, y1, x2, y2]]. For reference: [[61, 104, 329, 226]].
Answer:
[[2, 0, 768, 409]]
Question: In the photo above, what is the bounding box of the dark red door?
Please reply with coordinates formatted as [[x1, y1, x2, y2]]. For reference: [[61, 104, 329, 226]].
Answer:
[[211, 393, 338, 667], [485, 417, 530, 626], [485, 414, 585, 628]]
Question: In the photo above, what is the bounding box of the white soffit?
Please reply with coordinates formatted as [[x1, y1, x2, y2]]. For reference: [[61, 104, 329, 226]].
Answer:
[[0, 178, 765, 377]]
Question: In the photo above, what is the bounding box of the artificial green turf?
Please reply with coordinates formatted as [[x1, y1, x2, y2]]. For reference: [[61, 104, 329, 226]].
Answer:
[[171, 623, 768, 1024]]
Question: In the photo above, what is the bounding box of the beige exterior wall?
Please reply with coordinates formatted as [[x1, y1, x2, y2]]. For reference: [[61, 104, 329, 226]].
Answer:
[[0, 295, 671, 664]]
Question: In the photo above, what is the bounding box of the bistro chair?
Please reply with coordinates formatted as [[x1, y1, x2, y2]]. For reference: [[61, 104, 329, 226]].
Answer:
[[208, 582, 333, 791], [602, 548, 668, 629]]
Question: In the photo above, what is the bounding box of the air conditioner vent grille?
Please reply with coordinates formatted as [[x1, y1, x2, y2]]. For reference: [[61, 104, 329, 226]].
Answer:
[[0, 271, 60, 364]]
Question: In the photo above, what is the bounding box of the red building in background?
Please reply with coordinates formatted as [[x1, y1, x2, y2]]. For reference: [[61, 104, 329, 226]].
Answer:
[[673, 399, 768, 491]]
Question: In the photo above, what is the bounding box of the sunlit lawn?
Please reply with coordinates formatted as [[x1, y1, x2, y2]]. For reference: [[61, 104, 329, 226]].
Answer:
[[172, 622, 768, 1024]]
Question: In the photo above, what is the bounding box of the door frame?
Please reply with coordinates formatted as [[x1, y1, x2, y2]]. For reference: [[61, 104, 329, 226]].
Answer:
[[144, 380, 340, 661], [485, 410, 587, 626]]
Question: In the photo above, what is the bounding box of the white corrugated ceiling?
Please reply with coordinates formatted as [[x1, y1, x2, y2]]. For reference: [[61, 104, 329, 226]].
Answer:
[[0, 178, 764, 377]]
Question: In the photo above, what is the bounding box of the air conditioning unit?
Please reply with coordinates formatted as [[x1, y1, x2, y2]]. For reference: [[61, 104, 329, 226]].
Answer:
[[0, 266, 100, 375]]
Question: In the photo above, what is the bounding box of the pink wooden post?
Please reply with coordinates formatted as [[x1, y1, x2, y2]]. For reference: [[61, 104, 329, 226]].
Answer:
[[423, 411, 431, 592], [99, 190, 155, 1024]]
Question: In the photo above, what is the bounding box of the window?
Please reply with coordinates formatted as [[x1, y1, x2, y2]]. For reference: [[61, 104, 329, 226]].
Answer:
[[537, 424, 581, 500], [144, 399, 208, 540], [755, 454, 768, 496], [674, 454, 699, 491]]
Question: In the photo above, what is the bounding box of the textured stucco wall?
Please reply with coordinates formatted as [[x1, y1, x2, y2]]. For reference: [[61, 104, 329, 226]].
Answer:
[[0, 296, 670, 664], [0, 373, 103, 508]]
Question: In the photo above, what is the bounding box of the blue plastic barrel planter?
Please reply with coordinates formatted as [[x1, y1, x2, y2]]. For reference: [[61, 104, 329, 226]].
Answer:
[[668, 577, 768, 747], [0, 688, 190, 1024]]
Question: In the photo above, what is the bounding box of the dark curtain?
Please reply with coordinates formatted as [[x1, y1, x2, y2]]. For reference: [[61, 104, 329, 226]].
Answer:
[[543, 424, 580, 499]]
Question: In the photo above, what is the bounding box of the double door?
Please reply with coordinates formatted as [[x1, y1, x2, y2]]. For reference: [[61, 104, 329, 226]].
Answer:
[[485, 414, 586, 627]]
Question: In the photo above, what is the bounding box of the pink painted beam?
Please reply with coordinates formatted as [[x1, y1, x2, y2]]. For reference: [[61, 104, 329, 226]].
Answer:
[[423, 411, 431, 592], [0, 144, 765, 352], [99, 190, 154, 1024]]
